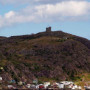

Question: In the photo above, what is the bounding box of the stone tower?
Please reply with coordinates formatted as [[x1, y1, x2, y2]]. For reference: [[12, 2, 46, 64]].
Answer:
[[46, 27, 51, 32]]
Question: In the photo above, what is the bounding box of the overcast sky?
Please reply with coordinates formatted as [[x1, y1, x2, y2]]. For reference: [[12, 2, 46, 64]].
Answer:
[[0, 0, 90, 39]]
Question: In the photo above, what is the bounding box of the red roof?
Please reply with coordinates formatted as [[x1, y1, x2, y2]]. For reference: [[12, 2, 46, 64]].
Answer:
[[39, 85, 44, 89]]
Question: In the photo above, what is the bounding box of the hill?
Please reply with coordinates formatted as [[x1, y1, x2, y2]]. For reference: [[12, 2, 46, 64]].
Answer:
[[0, 29, 90, 84]]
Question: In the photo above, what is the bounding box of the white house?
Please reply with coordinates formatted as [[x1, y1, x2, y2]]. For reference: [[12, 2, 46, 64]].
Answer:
[[58, 83, 64, 89], [78, 86, 82, 89], [30, 84, 36, 89], [84, 86, 90, 90], [44, 82, 50, 88], [26, 84, 31, 88], [60, 81, 73, 85], [8, 85, 15, 89], [0, 77, 2, 81]]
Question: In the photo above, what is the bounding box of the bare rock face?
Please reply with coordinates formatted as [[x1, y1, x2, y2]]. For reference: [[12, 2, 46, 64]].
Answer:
[[0, 30, 90, 82]]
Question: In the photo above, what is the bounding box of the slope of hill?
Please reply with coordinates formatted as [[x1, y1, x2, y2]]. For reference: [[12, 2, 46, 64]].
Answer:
[[0, 30, 90, 83]]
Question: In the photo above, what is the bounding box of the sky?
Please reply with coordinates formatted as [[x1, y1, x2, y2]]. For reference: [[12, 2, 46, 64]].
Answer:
[[0, 0, 90, 40]]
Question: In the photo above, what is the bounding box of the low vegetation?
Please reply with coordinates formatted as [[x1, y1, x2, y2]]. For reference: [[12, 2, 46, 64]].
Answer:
[[0, 30, 90, 84]]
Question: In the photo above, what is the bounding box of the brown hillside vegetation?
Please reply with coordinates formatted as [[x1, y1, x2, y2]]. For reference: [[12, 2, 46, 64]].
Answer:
[[0, 30, 90, 83]]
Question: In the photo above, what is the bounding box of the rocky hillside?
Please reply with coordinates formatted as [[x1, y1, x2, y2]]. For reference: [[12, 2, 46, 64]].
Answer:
[[0, 30, 90, 83]]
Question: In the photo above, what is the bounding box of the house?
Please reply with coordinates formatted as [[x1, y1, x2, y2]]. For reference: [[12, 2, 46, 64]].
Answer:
[[52, 82, 59, 85], [36, 85, 39, 89], [30, 84, 36, 89], [60, 81, 74, 86], [44, 82, 50, 88], [78, 86, 82, 90], [58, 83, 64, 89], [0, 67, 3, 72], [8, 85, 15, 89], [39, 84, 45, 89], [52, 84, 59, 89], [0, 67, 3, 70], [0, 76, 2, 81], [18, 81, 23, 86], [47, 85, 54, 89], [68, 83, 73, 89], [84, 86, 90, 90], [26, 84, 31, 88], [60, 81, 81, 89], [33, 79, 38, 84]]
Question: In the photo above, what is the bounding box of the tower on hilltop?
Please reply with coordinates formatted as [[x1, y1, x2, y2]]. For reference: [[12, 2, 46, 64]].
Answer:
[[46, 27, 51, 32]]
